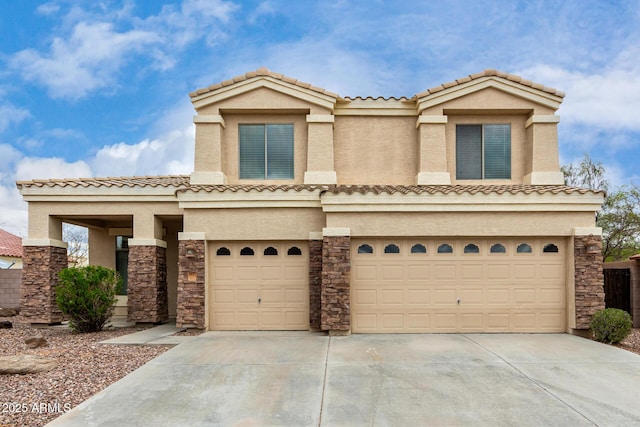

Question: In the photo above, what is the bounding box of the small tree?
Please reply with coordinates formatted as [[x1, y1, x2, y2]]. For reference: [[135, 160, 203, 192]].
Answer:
[[56, 266, 121, 333], [562, 154, 640, 261]]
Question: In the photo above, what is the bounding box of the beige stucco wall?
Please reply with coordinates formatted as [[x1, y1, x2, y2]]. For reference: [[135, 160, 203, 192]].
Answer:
[[184, 208, 325, 240], [326, 211, 596, 237], [221, 113, 309, 185], [88, 228, 115, 268], [27, 201, 181, 240], [333, 116, 419, 185], [446, 114, 527, 184]]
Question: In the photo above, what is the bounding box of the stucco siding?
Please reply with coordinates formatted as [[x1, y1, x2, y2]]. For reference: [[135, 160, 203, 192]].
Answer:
[[185, 207, 325, 240], [334, 116, 419, 185]]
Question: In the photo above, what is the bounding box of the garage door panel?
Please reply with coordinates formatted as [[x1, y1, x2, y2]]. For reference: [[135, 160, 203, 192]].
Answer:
[[381, 265, 403, 280], [209, 241, 309, 331], [461, 288, 483, 304], [487, 288, 510, 304], [351, 239, 566, 333], [381, 289, 404, 304], [434, 289, 456, 304], [354, 289, 377, 305], [488, 264, 510, 279], [407, 264, 429, 280], [406, 289, 429, 304], [237, 266, 259, 280], [435, 265, 456, 280], [462, 264, 483, 279]]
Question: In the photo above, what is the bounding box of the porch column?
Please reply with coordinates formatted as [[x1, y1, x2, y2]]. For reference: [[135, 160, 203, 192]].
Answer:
[[573, 228, 605, 330], [127, 215, 168, 323], [321, 227, 351, 334], [176, 233, 206, 329], [21, 214, 67, 325], [309, 232, 323, 330], [416, 115, 451, 184]]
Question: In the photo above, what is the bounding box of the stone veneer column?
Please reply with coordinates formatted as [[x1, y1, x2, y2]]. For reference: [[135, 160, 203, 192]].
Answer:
[[574, 234, 605, 329], [321, 228, 351, 334], [176, 239, 206, 329], [308, 234, 323, 330], [20, 244, 68, 324], [127, 244, 168, 324]]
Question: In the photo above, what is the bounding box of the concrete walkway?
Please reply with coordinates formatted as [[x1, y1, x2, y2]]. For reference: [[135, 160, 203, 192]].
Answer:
[[100, 323, 194, 345], [48, 332, 640, 426]]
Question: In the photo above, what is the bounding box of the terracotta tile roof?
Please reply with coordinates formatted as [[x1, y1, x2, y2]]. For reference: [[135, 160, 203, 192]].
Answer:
[[16, 175, 190, 189], [189, 67, 340, 99], [180, 184, 602, 196], [16, 175, 602, 198], [328, 185, 599, 196], [414, 69, 565, 99], [0, 229, 22, 258], [178, 184, 330, 194]]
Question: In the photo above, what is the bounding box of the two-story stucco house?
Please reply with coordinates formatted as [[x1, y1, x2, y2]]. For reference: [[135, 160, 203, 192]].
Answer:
[[17, 68, 605, 335]]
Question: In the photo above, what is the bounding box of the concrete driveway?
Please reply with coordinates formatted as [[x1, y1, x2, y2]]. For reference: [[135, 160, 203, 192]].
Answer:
[[48, 332, 640, 426]]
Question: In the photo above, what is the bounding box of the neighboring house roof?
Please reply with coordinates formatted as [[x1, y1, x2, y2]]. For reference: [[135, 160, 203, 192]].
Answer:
[[0, 228, 22, 258], [189, 67, 564, 101], [16, 176, 603, 197]]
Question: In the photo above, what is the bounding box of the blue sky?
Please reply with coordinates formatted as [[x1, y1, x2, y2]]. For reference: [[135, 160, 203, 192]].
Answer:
[[1, 0, 639, 236]]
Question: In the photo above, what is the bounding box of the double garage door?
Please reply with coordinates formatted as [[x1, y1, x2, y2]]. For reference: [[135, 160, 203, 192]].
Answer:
[[208, 242, 309, 330], [351, 239, 566, 333]]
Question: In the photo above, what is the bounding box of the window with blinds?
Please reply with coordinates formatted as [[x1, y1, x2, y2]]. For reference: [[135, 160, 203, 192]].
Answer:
[[456, 124, 511, 180], [239, 124, 294, 179]]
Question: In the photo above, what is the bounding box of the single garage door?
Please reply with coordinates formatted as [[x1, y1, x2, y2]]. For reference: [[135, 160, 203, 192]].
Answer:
[[351, 239, 565, 333], [209, 241, 309, 330]]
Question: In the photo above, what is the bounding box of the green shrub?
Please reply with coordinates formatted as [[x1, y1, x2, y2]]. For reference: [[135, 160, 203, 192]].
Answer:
[[590, 308, 632, 343], [56, 266, 121, 333]]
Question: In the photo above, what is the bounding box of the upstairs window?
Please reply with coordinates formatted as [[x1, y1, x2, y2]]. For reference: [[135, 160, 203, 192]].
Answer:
[[456, 124, 511, 180], [239, 124, 294, 179]]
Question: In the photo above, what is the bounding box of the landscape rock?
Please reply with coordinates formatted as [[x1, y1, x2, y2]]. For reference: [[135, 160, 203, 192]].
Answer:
[[0, 307, 18, 316], [0, 354, 57, 374], [0, 320, 12, 328], [25, 336, 48, 348]]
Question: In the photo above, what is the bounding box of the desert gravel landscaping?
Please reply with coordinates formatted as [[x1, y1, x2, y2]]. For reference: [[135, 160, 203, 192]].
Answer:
[[0, 316, 173, 427]]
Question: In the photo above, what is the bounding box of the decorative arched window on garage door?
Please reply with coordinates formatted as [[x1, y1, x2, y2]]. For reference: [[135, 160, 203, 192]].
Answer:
[[384, 244, 400, 254], [240, 247, 255, 256], [216, 247, 231, 256], [287, 246, 302, 256], [264, 246, 278, 256], [490, 243, 506, 253], [543, 243, 559, 253], [437, 244, 453, 254], [516, 243, 532, 253], [464, 243, 480, 254], [410, 244, 427, 254], [357, 244, 373, 254]]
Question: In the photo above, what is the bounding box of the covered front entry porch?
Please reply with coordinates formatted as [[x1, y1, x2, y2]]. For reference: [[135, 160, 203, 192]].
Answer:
[[20, 209, 183, 326]]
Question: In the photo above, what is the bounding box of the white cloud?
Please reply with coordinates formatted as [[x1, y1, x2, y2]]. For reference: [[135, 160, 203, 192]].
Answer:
[[0, 103, 30, 132], [36, 2, 60, 15], [92, 126, 194, 177], [11, 22, 160, 99], [0, 185, 27, 237], [518, 45, 640, 132], [14, 157, 92, 181], [247, 1, 277, 24]]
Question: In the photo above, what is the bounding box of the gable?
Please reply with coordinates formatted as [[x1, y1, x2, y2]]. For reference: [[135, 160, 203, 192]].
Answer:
[[191, 70, 338, 114], [416, 74, 564, 114], [197, 85, 333, 115]]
